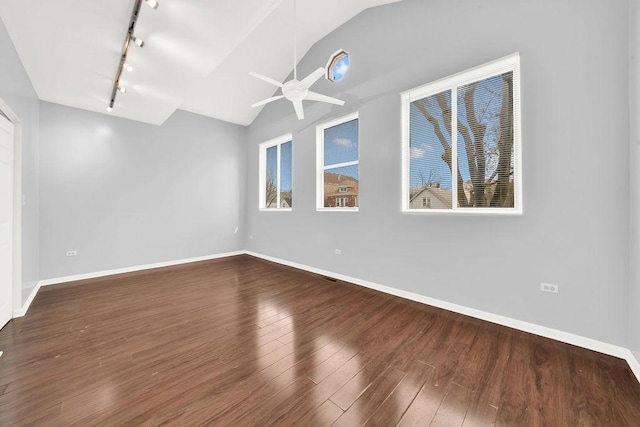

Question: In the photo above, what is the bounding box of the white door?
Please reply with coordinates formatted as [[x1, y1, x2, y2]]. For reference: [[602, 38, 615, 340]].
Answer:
[[0, 114, 14, 329]]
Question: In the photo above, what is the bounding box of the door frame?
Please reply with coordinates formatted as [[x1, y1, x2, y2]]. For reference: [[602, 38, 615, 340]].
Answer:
[[0, 96, 23, 317]]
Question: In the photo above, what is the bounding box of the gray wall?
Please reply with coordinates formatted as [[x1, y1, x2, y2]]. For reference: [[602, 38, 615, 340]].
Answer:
[[39, 103, 246, 279], [629, 0, 640, 361], [0, 18, 40, 304], [246, 0, 631, 346]]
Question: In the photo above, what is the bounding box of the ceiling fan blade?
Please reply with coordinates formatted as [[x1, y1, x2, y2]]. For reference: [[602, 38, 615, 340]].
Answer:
[[251, 95, 285, 108], [305, 91, 345, 106], [292, 99, 304, 120], [300, 67, 325, 89], [249, 72, 284, 88]]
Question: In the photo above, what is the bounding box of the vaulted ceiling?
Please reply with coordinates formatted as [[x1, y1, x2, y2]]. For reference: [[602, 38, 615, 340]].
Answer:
[[0, 0, 400, 126]]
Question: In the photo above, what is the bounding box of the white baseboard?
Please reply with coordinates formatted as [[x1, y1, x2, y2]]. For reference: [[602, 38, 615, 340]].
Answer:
[[245, 250, 640, 384], [13, 283, 41, 317], [627, 350, 640, 382], [12, 250, 244, 318], [10, 248, 640, 385]]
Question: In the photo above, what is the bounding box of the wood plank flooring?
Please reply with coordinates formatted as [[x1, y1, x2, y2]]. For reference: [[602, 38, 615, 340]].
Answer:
[[0, 254, 639, 426]]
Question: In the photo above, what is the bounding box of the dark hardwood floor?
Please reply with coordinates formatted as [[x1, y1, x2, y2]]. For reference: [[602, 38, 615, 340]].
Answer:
[[1, 255, 639, 426]]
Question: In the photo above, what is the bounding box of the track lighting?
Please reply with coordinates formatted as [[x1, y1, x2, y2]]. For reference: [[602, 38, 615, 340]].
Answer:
[[107, 0, 156, 112], [131, 36, 144, 48], [144, 0, 159, 9]]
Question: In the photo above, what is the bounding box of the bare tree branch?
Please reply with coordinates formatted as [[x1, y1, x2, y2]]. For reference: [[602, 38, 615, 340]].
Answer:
[[415, 98, 470, 207], [490, 73, 514, 207], [265, 170, 277, 208], [464, 83, 487, 207]]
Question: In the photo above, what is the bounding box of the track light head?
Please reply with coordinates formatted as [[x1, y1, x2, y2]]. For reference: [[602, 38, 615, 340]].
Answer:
[[106, 106, 113, 112], [117, 86, 127, 94], [131, 36, 144, 47], [125, 63, 133, 72], [144, 0, 159, 9]]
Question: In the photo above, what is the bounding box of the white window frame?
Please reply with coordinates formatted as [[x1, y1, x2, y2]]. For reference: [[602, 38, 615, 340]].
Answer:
[[401, 53, 522, 215], [259, 133, 293, 211], [316, 112, 359, 212]]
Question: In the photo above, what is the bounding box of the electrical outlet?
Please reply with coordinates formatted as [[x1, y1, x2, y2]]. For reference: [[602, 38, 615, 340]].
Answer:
[[540, 282, 559, 294], [66, 250, 77, 257], [335, 249, 342, 255]]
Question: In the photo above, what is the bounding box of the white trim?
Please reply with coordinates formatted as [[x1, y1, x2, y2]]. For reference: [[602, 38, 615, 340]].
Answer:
[[0, 97, 23, 319], [318, 111, 359, 131], [400, 53, 521, 102], [0, 115, 15, 327], [316, 111, 360, 210], [12, 251, 244, 317], [323, 160, 358, 170], [401, 53, 522, 215], [626, 351, 640, 383], [316, 208, 358, 212], [401, 208, 523, 216], [245, 250, 640, 384], [258, 133, 293, 211], [13, 282, 40, 317], [9, 249, 640, 385]]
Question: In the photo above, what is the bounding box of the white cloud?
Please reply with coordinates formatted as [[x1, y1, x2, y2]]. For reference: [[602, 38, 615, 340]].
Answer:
[[334, 138, 353, 147], [410, 146, 426, 159], [333, 61, 349, 79]]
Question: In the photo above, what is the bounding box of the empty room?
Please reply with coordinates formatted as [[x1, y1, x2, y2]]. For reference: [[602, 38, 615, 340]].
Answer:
[[1, 0, 640, 425]]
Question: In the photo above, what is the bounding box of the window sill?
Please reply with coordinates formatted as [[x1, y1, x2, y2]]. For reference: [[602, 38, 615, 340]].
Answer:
[[316, 208, 359, 212], [401, 208, 522, 216]]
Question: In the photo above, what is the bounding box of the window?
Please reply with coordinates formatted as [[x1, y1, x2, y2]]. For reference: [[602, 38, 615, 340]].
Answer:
[[259, 134, 293, 210], [401, 54, 522, 214], [316, 112, 359, 211], [326, 49, 350, 82]]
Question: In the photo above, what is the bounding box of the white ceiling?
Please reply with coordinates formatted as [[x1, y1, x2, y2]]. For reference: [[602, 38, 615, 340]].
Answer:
[[0, 0, 400, 126]]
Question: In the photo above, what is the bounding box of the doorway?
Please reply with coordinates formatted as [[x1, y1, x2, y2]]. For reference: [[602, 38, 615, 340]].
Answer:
[[0, 113, 14, 328]]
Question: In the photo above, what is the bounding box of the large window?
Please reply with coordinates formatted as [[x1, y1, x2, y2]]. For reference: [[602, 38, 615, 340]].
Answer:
[[401, 54, 522, 214], [259, 134, 293, 210], [316, 113, 359, 211]]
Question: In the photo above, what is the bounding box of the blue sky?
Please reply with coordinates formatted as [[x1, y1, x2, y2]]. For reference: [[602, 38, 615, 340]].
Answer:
[[409, 91, 453, 189], [331, 55, 349, 82], [265, 140, 292, 192], [324, 118, 359, 180], [409, 72, 509, 189], [280, 141, 292, 191]]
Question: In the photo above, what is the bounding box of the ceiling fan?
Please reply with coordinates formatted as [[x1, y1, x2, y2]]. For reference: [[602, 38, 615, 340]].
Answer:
[[249, 0, 345, 120]]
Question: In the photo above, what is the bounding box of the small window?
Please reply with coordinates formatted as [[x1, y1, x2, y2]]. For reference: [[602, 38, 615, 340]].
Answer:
[[402, 53, 522, 214], [326, 49, 350, 82], [316, 113, 359, 211], [422, 197, 432, 208], [259, 134, 293, 210]]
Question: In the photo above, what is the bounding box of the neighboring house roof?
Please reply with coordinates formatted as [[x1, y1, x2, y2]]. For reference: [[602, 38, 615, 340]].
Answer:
[[409, 185, 452, 206], [281, 190, 292, 207], [324, 172, 359, 197], [266, 190, 292, 208]]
